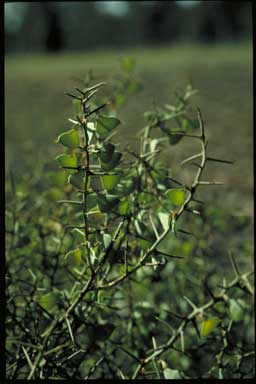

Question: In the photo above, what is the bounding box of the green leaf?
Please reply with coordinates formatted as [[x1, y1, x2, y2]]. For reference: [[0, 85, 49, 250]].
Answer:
[[165, 188, 186, 207], [138, 192, 154, 205], [65, 248, 82, 267], [48, 171, 67, 187], [101, 174, 120, 190], [88, 211, 106, 227], [87, 193, 98, 210], [101, 152, 122, 171], [98, 194, 119, 212], [93, 324, 115, 342], [118, 200, 130, 216], [56, 129, 80, 148], [182, 117, 198, 132], [37, 292, 58, 311], [71, 228, 85, 243], [138, 238, 151, 251], [158, 212, 170, 231], [229, 299, 244, 322], [103, 233, 112, 250], [96, 114, 120, 137], [45, 187, 62, 201], [56, 154, 79, 169], [98, 144, 115, 163], [163, 368, 182, 379], [68, 171, 85, 191], [87, 122, 95, 143], [200, 317, 220, 337]]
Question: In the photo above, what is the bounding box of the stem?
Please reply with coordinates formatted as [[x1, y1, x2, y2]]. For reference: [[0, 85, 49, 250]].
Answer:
[[81, 102, 92, 271]]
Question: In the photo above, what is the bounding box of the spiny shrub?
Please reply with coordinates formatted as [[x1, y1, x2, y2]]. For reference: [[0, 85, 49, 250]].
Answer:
[[6, 61, 254, 379]]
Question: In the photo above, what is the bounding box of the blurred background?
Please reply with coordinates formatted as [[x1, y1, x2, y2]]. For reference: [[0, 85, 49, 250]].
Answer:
[[5, 1, 253, 219], [5, 1, 252, 52]]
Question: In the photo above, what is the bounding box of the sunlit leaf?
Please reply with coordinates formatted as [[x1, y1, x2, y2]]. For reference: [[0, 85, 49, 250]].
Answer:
[[158, 212, 170, 231], [165, 188, 186, 207], [48, 171, 67, 187], [118, 200, 130, 216], [65, 248, 82, 267], [101, 174, 120, 190], [56, 129, 80, 148], [37, 292, 58, 311], [56, 154, 79, 169], [201, 317, 220, 337], [229, 299, 244, 322], [87, 122, 95, 143], [163, 368, 182, 379], [103, 233, 112, 250]]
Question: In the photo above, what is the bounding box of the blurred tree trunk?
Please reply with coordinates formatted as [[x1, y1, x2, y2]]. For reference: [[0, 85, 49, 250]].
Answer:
[[145, 1, 178, 43], [41, 3, 63, 52]]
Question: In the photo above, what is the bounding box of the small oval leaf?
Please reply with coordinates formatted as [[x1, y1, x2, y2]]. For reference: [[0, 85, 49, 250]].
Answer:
[[101, 152, 122, 171], [56, 154, 79, 169], [65, 248, 82, 267], [118, 200, 130, 216], [229, 299, 244, 322], [158, 212, 170, 231], [68, 171, 85, 191], [37, 292, 58, 310], [101, 174, 120, 190], [96, 115, 120, 137], [57, 129, 80, 148], [98, 194, 119, 212], [165, 188, 186, 207], [163, 368, 182, 379], [103, 233, 112, 250], [200, 317, 220, 337]]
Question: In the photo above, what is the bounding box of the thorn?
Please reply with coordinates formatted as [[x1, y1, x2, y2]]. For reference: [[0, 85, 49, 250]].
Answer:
[[185, 207, 201, 215], [204, 280, 215, 300], [65, 92, 81, 101], [181, 153, 201, 166], [207, 157, 233, 165], [84, 82, 106, 94], [183, 295, 197, 310], [167, 176, 183, 186], [87, 103, 107, 117], [191, 162, 203, 168], [163, 309, 185, 320], [197, 181, 224, 186], [155, 250, 184, 259], [178, 228, 196, 237], [229, 251, 240, 277], [191, 318, 201, 339], [191, 197, 204, 205]]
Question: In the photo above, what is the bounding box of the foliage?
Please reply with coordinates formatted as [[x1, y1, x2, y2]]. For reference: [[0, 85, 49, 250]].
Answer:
[[5, 60, 254, 380]]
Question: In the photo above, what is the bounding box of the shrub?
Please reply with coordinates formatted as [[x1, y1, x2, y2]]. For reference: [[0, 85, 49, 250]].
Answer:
[[6, 61, 254, 379]]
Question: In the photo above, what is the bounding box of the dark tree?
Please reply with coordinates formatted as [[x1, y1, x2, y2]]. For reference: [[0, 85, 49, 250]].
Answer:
[[42, 3, 63, 52], [145, 1, 178, 43]]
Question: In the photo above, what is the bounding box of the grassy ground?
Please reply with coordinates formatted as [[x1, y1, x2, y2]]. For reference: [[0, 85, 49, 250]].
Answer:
[[5, 43, 253, 219]]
